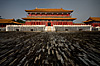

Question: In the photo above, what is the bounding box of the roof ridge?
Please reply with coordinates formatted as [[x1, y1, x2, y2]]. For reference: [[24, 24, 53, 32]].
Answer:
[[25, 8, 73, 12], [90, 17, 100, 18], [35, 7, 64, 9], [1, 19, 14, 20]]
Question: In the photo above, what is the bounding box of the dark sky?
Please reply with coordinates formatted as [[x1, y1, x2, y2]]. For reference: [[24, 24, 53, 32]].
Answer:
[[0, 0, 100, 23]]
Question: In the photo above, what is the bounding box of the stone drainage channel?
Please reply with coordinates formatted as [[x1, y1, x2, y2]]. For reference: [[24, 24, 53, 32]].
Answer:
[[0, 32, 100, 66]]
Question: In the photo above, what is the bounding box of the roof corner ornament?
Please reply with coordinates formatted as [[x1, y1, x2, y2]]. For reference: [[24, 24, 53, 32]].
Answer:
[[36, 7, 38, 9]]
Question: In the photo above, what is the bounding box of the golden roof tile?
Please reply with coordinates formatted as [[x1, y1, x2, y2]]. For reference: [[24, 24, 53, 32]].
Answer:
[[25, 8, 73, 12], [0, 19, 23, 24], [89, 17, 100, 21], [0, 19, 14, 23], [83, 17, 100, 22]]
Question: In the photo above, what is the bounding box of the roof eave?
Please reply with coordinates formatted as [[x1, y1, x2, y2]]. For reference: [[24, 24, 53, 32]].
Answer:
[[25, 10, 73, 12]]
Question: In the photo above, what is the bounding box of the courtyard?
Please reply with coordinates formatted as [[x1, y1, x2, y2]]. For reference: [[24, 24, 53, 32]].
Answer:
[[0, 31, 100, 66]]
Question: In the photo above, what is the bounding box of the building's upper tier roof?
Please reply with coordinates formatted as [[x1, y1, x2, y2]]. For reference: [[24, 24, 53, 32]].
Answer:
[[25, 8, 73, 12], [83, 17, 100, 22]]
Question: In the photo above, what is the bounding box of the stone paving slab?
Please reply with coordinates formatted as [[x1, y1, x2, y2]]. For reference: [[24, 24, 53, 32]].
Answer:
[[0, 31, 100, 66]]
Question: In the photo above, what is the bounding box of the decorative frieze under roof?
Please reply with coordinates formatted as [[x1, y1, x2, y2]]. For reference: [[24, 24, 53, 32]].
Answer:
[[22, 18, 76, 20]]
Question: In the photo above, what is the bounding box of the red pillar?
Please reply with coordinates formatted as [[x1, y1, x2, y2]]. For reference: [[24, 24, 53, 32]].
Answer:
[[51, 22, 52, 26], [35, 22, 36, 25], [39, 22, 41, 25], [43, 22, 44, 25], [62, 22, 63, 25], [46, 21, 48, 26], [1, 24, 3, 27], [45, 22, 48, 26], [33, 22, 34, 25]]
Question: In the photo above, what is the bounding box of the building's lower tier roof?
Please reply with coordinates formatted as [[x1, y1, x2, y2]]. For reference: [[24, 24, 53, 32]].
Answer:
[[22, 18, 76, 20]]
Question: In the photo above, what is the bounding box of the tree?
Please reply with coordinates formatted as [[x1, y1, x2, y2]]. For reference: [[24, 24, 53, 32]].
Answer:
[[0, 16, 3, 19], [16, 19, 25, 23]]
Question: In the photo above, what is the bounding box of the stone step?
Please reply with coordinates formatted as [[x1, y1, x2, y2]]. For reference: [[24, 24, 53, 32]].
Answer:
[[45, 26, 55, 32]]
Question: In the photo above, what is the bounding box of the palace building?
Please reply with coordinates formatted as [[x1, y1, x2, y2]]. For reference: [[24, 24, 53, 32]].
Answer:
[[6, 8, 92, 31], [83, 17, 100, 31], [0, 19, 22, 31], [22, 8, 76, 26], [83, 17, 100, 27]]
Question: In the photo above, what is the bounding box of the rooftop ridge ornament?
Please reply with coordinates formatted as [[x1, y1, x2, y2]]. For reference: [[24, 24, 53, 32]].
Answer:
[[35, 8, 63, 9], [36, 7, 38, 9]]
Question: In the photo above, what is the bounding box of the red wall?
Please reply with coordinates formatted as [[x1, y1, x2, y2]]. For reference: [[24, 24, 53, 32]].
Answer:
[[91, 23, 100, 27]]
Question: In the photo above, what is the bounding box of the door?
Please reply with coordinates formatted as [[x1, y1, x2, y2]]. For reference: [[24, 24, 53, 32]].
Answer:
[[48, 22, 51, 26]]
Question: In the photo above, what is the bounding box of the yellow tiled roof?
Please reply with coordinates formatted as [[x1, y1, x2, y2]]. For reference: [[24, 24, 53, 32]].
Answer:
[[0, 19, 23, 24], [83, 20, 92, 22], [22, 18, 76, 20], [25, 8, 73, 12], [0, 19, 15, 23], [83, 17, 100, 22], [13, 22, 24, 24], [89, 17, 100, 21]]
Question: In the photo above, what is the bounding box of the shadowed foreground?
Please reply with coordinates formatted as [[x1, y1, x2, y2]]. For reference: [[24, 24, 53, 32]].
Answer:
[[0, 32, 100, 66]]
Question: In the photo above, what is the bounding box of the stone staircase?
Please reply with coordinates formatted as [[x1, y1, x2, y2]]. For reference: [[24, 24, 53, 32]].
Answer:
[[45, 26, 55, 32]]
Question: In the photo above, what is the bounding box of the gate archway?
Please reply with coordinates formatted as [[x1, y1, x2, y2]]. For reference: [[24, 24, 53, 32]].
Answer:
[[48, 22, 51, 26]]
